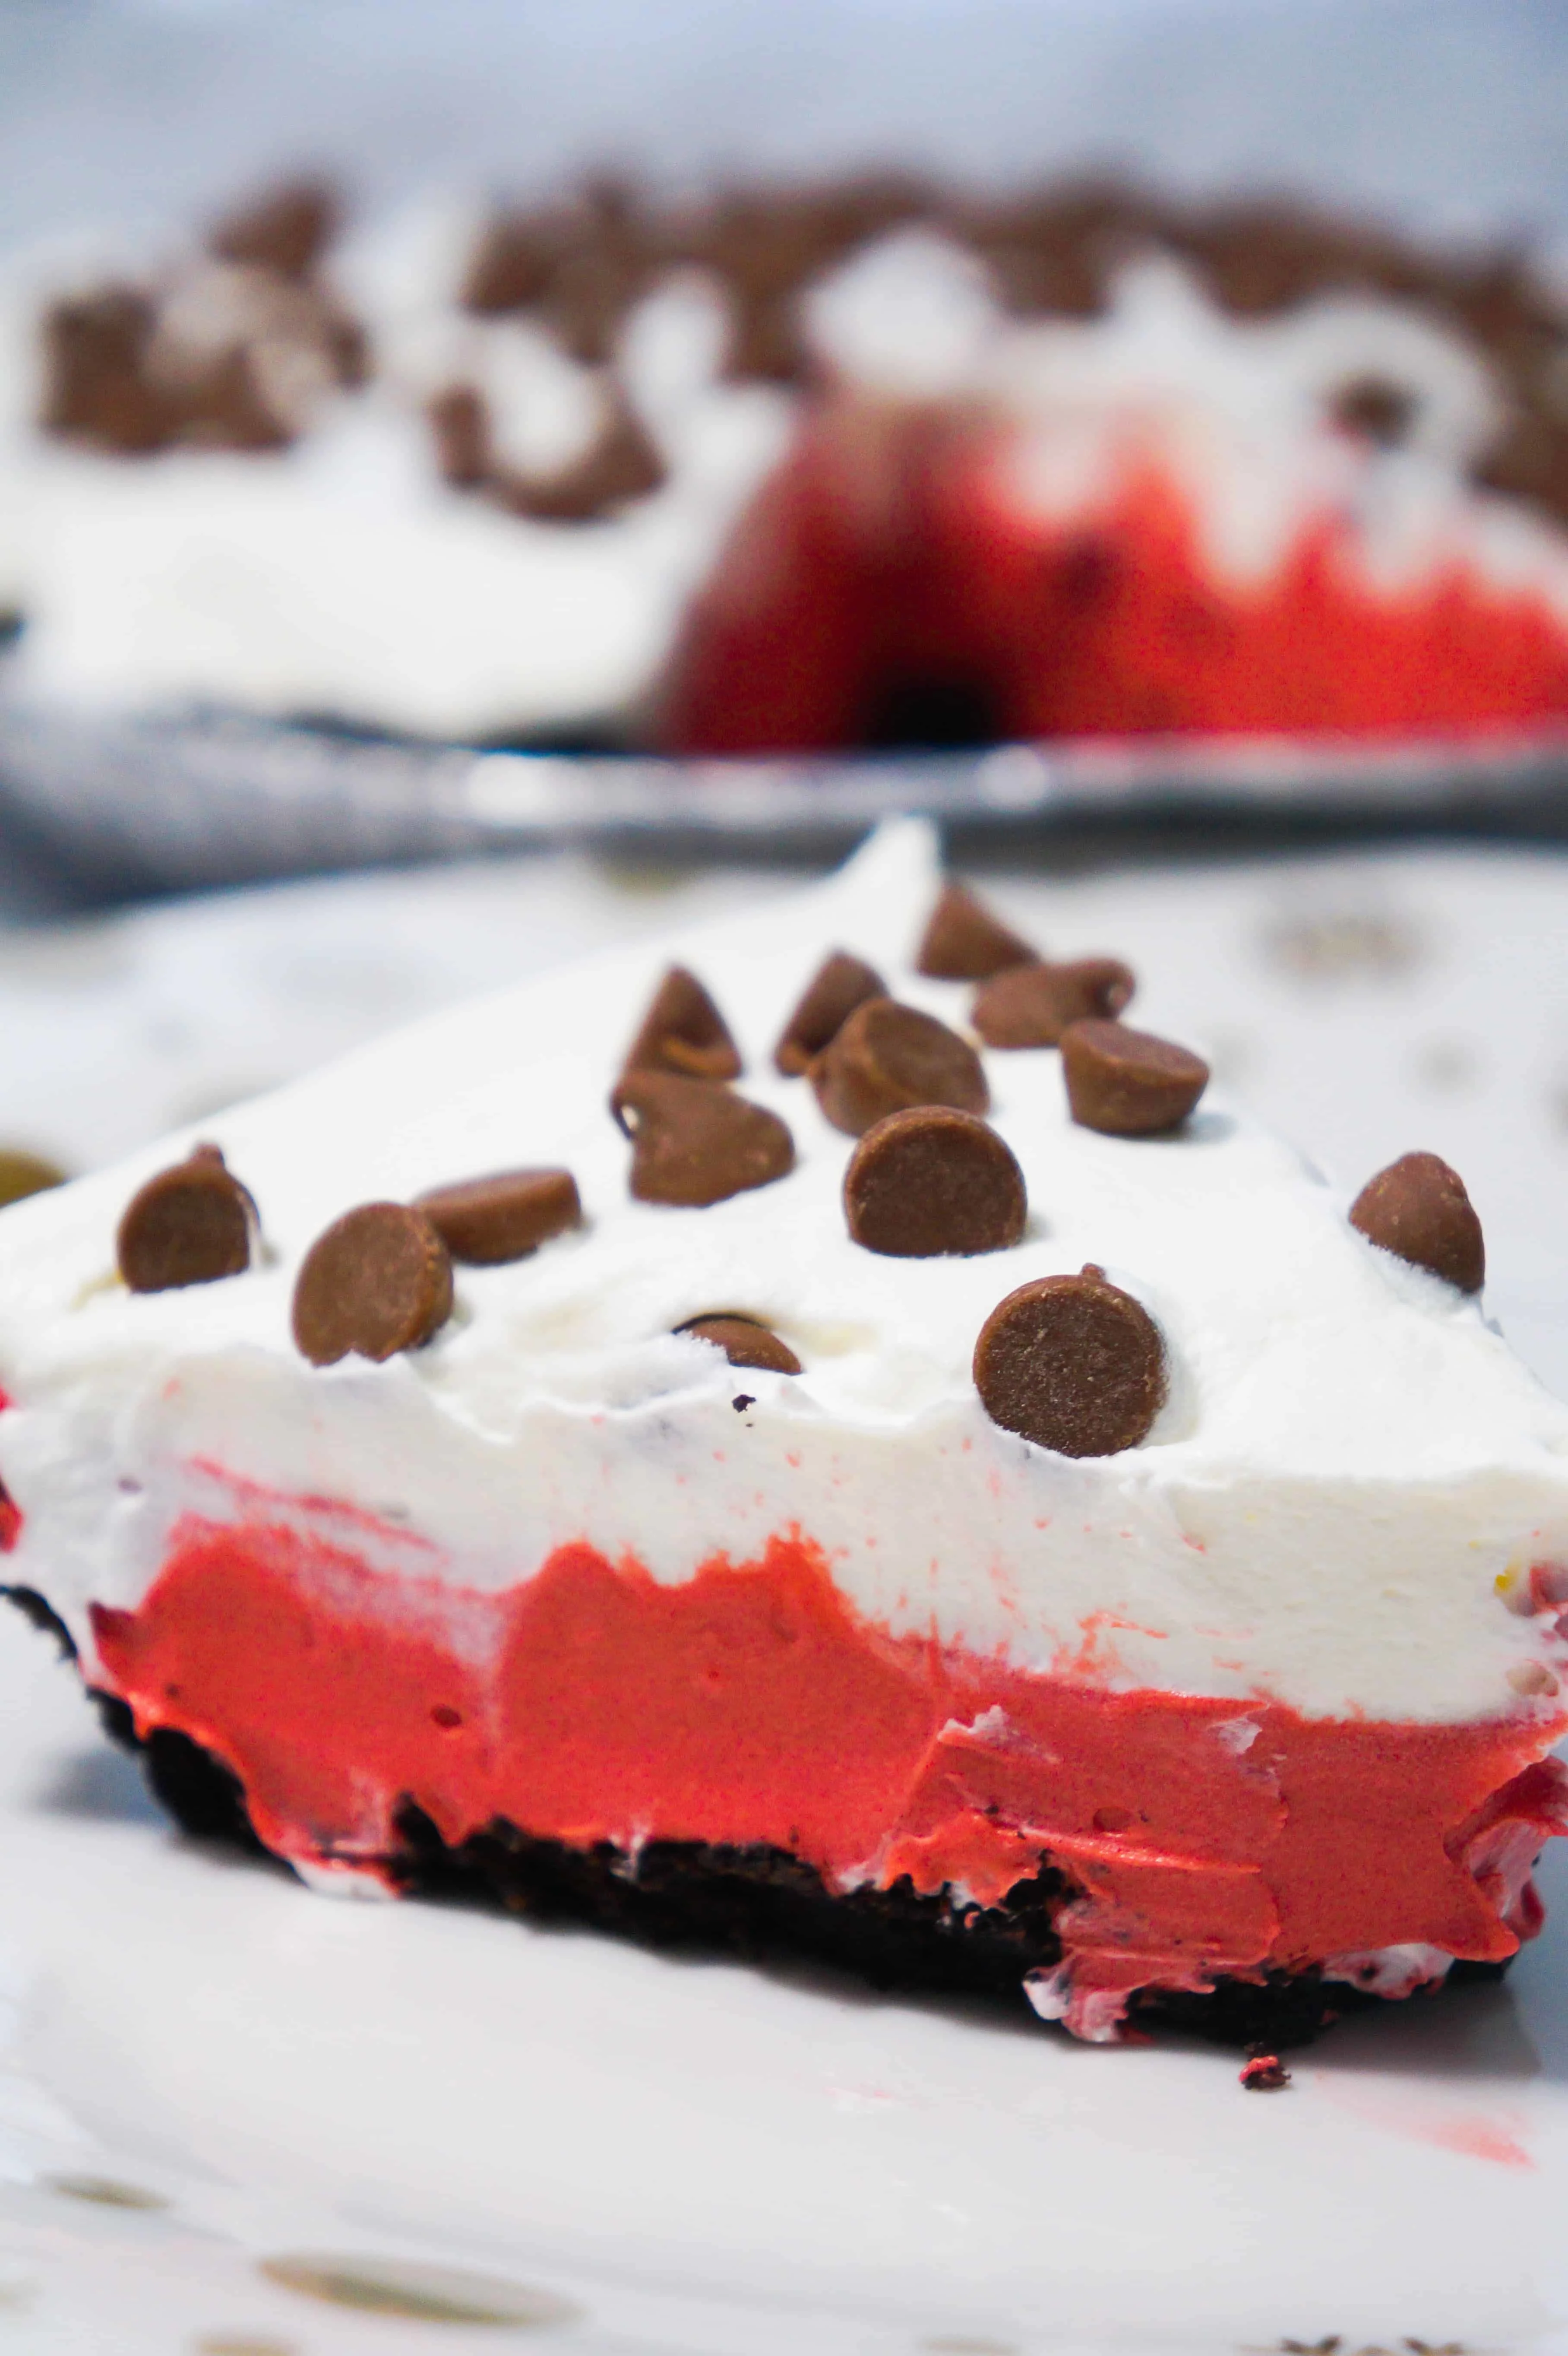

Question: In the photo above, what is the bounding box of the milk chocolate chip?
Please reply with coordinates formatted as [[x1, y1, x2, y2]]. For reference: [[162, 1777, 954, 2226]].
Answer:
[[209, 179, 341, 281], [916, 882, 1034, 980], [292, 1202, 453, 1366], [611, 1072, 794, 1207], [428, 384, 491, 488], [813, 999, 988, 1137], [117, 1144, 257, 1293], [844, 1107, 1026, 1258], [973, 957, 1136, 1048], [414, 1168, 581, 1265], [1330, 374, 1416, 448], [973, 1267, 1166, 1457], [623, 966, 742, 1082], [774, 950, 886, 1076], [1349, 1151, 1484, 1292], [500, 396, 667, 522], [1060, 1020, 1209, 1136], [675, 1312, 803, 1374], [41, 288, 174, 456]]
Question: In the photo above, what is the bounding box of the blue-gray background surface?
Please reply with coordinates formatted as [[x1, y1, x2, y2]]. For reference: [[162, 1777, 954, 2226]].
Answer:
[[0, 0, 1565, 250]]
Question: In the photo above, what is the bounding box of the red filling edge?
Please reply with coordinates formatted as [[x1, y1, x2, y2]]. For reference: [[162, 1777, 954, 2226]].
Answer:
[[87, 1479, 1568, 2041]]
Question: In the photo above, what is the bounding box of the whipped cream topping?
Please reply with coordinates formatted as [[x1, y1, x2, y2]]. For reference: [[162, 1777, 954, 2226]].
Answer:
[[0, 820, 1566, 1725], [0, 206, 1562, 736]]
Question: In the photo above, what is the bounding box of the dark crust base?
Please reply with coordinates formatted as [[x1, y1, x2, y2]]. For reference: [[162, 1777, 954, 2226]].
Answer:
[[386, 1802, 1461, 2049], [63, 1658, 1503, 2051]]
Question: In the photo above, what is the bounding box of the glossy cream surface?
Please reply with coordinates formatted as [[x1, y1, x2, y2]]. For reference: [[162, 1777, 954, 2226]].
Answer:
[[0, 821, 1566, 1724]]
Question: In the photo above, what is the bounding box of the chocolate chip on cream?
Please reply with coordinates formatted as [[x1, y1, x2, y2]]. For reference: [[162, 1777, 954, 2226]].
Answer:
[[915, 881, 1034, 981], [973, 956, 1136, 1048], [292, 1202, 453, 1367], [117, 1144, 257, 1294], [1060, 1019, 1209, 1136], [675, 1313, 803, 1374], [415, 1168, 582, 1265], [973, 1265, 1167, 1457], [623, 966, 742, 1082], [844, 1106, 1026, 1258], [610, 1071, 794, 1206], [812, 998, 988, 1137], [1349, 1151, 1485, 1293], [774, 950, 886, 1076], [500, 394, 668, 522], [209, 177, 342, 282]]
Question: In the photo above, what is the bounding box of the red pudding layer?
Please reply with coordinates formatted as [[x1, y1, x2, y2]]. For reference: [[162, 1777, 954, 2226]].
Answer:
[[87, 1479, 1568, 2035], [659, 401, 1568, 751]]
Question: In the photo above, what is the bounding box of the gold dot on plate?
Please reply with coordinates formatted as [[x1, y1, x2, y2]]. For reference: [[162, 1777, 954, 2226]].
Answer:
[[0, 1149, 67, 1210], [1261, 911, 1424, 984], [259, 2254, 582, 2327], [1410, 1036, 1478, 1093], [196, 2339, 297, 2356], [44, 2172, 168, 2210]]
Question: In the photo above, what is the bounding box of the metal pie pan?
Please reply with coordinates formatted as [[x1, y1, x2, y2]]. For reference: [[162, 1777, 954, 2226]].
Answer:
[[2, 689, 1567, 895]]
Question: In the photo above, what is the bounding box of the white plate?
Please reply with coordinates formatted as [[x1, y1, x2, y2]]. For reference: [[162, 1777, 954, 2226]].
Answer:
[[5, 842, 1568, 2353]]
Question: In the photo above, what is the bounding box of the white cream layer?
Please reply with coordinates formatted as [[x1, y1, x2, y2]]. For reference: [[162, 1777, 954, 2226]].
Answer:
[[1, 215, 1565, 736], [0, 820, 1566, 1725]]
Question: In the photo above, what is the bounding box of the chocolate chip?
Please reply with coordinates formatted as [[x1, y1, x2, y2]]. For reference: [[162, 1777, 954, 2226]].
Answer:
[[723, 289, 808, 383], [915, 882, 1034, 980], [1060, 1020, 1209, 1136], [774, 950, 887, 1076], [676, 1313, 803, 1374], [812, 998, 988, 1137], [462, 213, 556, 314], [1329, 375, 1416, 448], [539, 245, 650, 370], [414, 1168, 581, 1265], [292, 1202, 453, 1366], [499, 396, 667, 522], [610, 1072, 794, 1206], [973, 957, 1137, 1048], [177, 344, 292, 453], [209, 179, 341, 280], [973, 1267, 1167, 1457], [623, 966, 742, 1082], [117, 1144, 257, 1293], [0, 1149, 66, 1210], [40, 288, 175, 456], [428, 384, 491, 488], [1348, 1151, 1485, 1292], [844, 1107, 1025, 1257]]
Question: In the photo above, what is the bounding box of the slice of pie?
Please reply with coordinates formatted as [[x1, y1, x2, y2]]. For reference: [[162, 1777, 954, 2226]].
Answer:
[[2, 820, 1565, 2045]]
